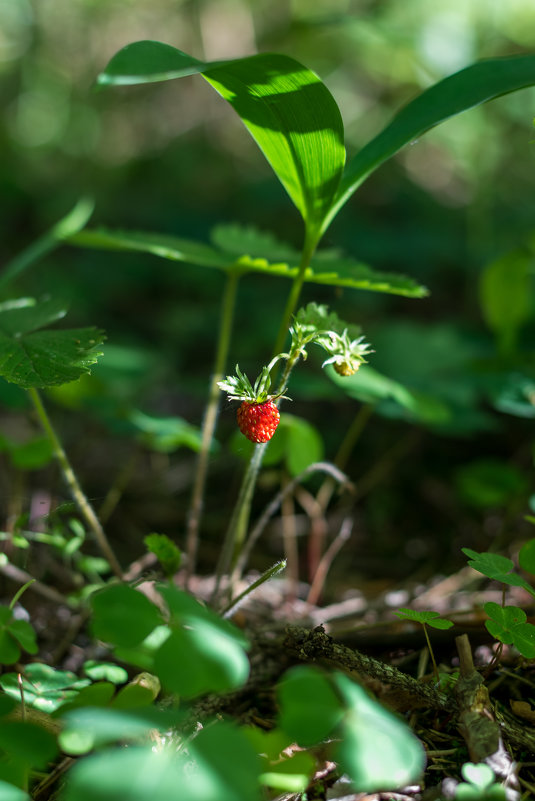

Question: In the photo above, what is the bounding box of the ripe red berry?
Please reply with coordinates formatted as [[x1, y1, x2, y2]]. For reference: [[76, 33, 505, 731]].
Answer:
[[237, 400, 280, 443]]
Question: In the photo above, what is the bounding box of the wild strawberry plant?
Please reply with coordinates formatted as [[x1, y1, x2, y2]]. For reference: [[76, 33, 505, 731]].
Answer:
[[0, 38, 534, 801]]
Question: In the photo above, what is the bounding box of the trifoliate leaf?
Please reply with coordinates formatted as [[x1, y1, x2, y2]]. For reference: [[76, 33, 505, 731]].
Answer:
[[0, 298, 105, 389]]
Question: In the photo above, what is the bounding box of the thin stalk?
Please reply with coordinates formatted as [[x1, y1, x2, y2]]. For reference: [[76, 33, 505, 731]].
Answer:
[[272, 235, 317, 357], [212, 236, 318, 601], [316, 402, 374, 512], [28, 388, 123, 580], [185, 269, 240, 584], [422, 623, 440, 683]]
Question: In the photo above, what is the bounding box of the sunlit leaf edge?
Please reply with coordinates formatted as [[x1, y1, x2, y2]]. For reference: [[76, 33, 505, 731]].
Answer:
[[68, 228, 427, 297]]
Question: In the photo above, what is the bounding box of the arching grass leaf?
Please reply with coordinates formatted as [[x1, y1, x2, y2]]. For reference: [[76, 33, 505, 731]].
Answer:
[[97, 41, 345, 243], [328, 54, 535, 228]]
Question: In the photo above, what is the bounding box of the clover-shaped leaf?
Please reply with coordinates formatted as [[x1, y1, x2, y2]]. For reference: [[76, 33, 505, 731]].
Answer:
[[462, 548, 535, 598], [0, 297, 105, 389], [395, 608, 453, 630], [0, 663, 90, 712], [455, 761, 506, 800], [484, 602, 535, 658]]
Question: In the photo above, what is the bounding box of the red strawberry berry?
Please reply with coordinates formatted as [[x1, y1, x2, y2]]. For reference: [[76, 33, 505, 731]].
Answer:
[[237, 400, 280, 443]]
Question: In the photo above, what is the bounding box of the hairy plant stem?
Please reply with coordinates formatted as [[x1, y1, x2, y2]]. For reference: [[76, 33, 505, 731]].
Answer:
[[185, 269, 240, 585], [29, 387, 123, 580], [213, 236, 318, 602], [272, 235, 317, 358]]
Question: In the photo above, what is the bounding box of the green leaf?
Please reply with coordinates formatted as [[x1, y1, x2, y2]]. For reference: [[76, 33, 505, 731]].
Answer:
[[211, 224, 300, 262], [455, 459, 527, 509], [492, 373, 535, 418], [7, 621, 37, 655], [519, 539, 535, 577], [59, 706, 181, 754], [0, 780, 30, 801], [479, 251, 531, 354], [333, 673, 425, 791], [8, 436, 53, 470], [395, 608, 453, 630], [277, 666, 344, 746], [63, 722, 262, 801], [0, 197, 94, 291], [464, 549, 535, 597], [245, 728, 314, 793], [68, 226, 427, 297], [154, 586, 249, 698], [0, 721, 57, 769], [0, 631, 20, 666], [484, 602, 535, 657], [327, 364, 451, 425], [257, 414, 323, 476], [83, 661, 129, 684], [62, 746, 185, 801], [329, 54, 535, 228], [463, 548, 515, 579], [90, 585, 162, 648], [98, 41, 345, 241], [128, 409, 204, 454], [0, 664, 90, 713], [143, 534, 181, 577], [0, 298, 105, 390], [461, 762, 496, 790]]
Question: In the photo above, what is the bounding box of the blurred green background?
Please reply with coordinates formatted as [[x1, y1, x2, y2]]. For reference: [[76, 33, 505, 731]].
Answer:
[[1, 0, 535, 588]]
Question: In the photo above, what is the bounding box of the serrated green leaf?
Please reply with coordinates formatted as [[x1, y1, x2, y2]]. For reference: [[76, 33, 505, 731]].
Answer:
[[69, 226, 426, 297], [0, 297, 67, 336], [0, 299, 105, 389], [296, 302, 361, 339], [328, 54, 535, 229], [98, 41, 345, 241], [211, 224, 300, 261], [396, 608, 453, 629]]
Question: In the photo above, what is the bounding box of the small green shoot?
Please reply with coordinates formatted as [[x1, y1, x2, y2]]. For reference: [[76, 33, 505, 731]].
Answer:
[[455, 762, 506, 800], [395, 608, 453, 681]]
